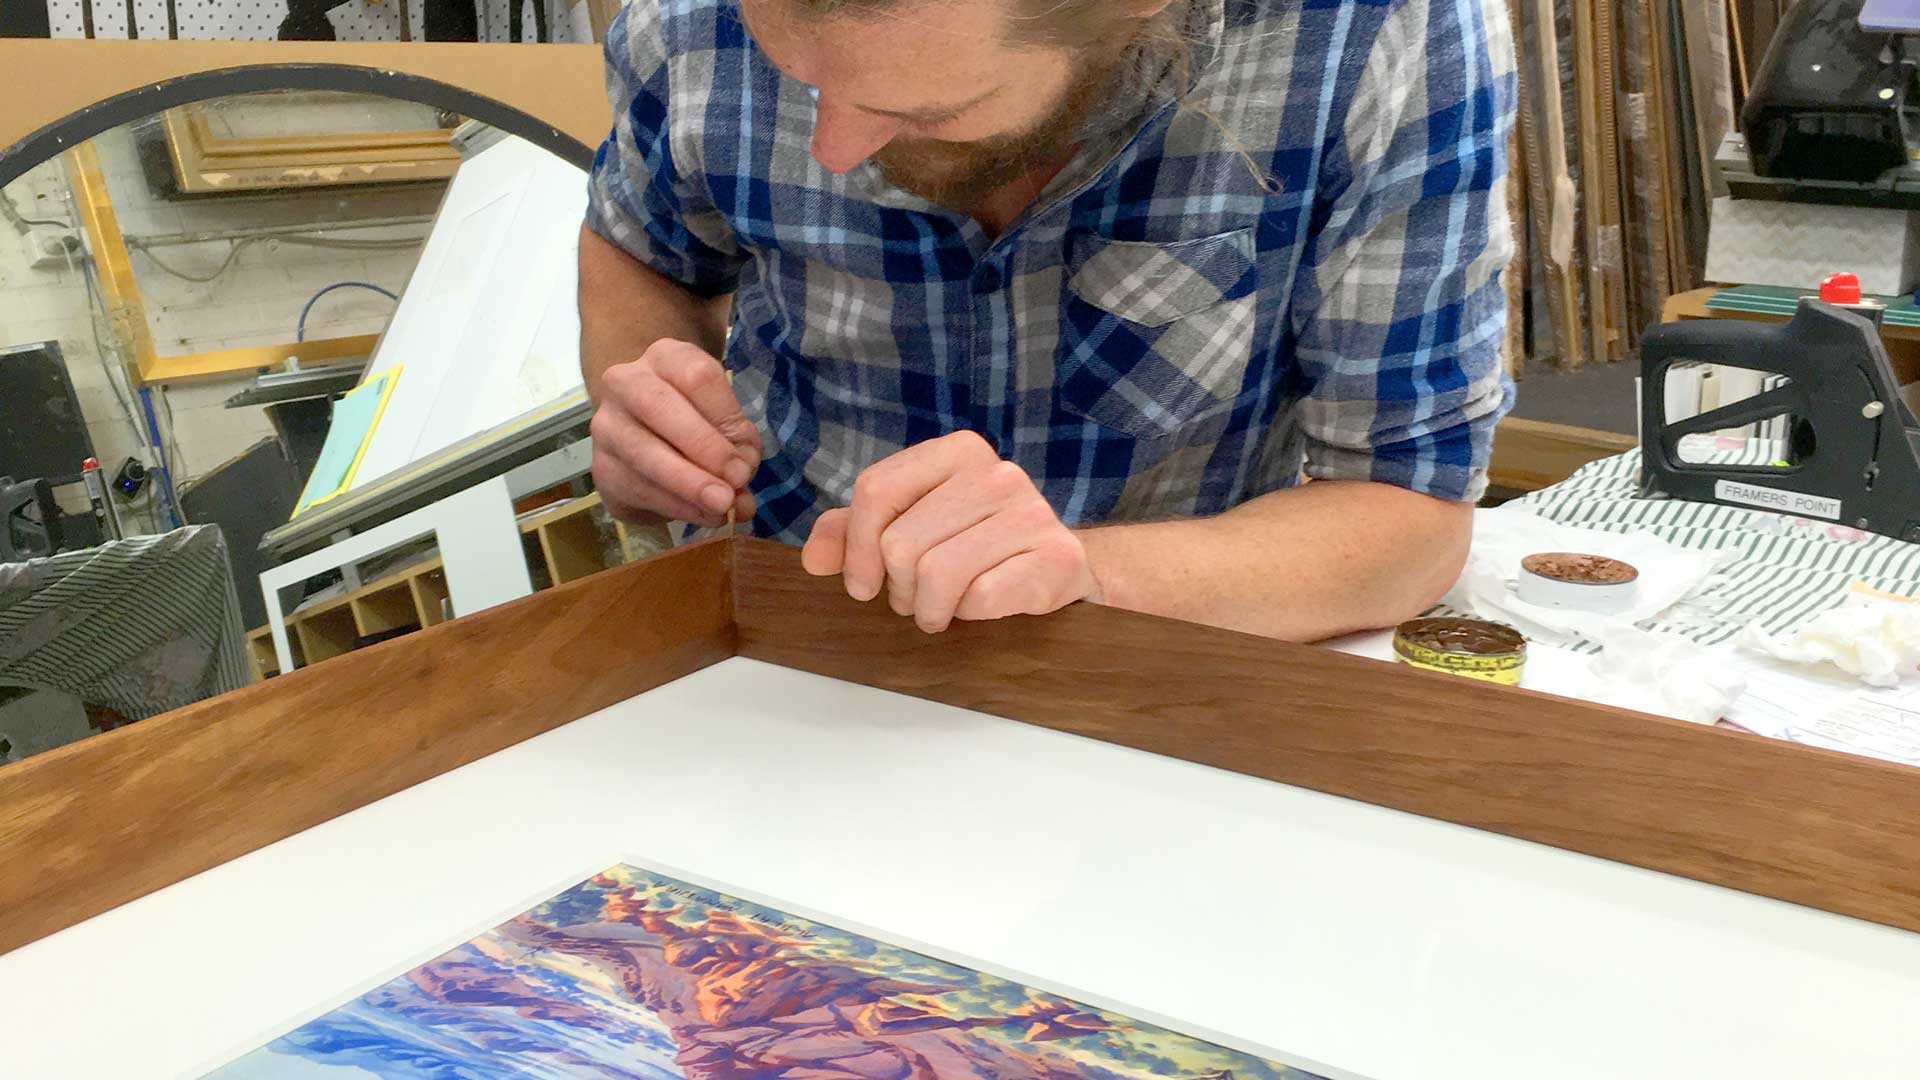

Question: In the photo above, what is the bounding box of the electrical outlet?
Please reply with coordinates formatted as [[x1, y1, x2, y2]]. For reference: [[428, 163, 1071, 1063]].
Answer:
[[5, 168, 82, 271], [24, 227, 80, 271], [6, 224, 77, 272]]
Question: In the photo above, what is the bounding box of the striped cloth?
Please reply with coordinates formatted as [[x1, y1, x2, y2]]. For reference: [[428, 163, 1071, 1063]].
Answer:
[[0, 526, 250, 726], [1495, 450, 1920, 652]]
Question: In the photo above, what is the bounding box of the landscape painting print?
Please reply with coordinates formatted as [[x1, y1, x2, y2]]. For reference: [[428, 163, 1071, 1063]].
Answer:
[[204, 863, 1326, 1080]]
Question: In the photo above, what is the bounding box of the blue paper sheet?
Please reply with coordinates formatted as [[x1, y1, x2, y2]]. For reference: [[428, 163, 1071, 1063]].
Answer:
[[292, 367, 402, 518]]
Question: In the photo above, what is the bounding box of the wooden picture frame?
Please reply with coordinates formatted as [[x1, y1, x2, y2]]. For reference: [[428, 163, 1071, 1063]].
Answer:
[[5, 535, 1918, 959], [159, 97, 461, 194], [1520, 0, 1587, 369], [1570, 0, 1622, 365]]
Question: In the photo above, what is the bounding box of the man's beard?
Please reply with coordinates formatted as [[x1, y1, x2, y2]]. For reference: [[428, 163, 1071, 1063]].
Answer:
[[871, 38, 1154, 211], [873, 89, 1095, 211]]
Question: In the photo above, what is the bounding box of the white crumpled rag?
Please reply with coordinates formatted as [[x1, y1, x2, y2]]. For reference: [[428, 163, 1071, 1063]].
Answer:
[[1738, 598, 1920, 687], [1555, 622, 1748, 725], [1442, 508, 1743, 724], [1442, 507, 1732, 646]]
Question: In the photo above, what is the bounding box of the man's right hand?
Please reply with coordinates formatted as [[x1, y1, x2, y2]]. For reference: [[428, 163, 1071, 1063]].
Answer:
[[590, 339, 761, 529]]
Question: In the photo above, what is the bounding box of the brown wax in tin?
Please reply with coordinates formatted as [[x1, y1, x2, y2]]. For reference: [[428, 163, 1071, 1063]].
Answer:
[[1395, 617, 1526, 657], [1519, 552, 1639, 585]]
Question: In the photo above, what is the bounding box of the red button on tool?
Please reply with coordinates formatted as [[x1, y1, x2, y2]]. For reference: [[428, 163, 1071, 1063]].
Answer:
[[1820, 272, 1863, 305]]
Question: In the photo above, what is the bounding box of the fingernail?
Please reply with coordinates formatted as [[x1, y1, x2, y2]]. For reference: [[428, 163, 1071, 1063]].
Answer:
[[847, 579, 878, 603], [701, 483, 732, 513], [725, 458, 753, 489]]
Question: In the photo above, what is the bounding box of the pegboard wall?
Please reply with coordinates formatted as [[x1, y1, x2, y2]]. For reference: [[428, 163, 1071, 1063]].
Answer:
[[40, 0, 591, 42]]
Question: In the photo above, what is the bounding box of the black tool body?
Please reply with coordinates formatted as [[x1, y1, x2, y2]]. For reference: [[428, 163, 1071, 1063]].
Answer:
[[1639, 301, 1920, 543]]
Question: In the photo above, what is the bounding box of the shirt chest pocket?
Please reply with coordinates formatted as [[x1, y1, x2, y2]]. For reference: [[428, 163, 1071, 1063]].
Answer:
[[1056, 229, 1259, 439]]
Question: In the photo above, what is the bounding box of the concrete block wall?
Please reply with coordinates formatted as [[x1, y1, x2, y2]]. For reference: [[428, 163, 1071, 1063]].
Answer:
[[0, 159, 148, 504], [101, 116, 439, 366]]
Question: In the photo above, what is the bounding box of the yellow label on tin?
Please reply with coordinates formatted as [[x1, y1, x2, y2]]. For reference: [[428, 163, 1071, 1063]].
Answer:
[[1393, 639, 1525, 686]]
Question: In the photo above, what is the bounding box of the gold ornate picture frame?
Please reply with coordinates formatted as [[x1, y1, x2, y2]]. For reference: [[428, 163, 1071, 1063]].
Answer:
[[158, 97, 462, 194]]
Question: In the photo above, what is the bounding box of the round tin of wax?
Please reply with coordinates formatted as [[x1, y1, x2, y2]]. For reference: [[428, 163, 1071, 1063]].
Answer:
[[1516, 552, 1639, 616], [1392, 617, 1527, 685]]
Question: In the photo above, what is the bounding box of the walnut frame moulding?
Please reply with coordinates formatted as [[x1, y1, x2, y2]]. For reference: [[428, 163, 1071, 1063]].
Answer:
[[2, 535, 1918, 960]]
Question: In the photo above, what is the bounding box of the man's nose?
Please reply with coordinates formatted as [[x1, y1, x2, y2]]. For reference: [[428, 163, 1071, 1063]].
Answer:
[[811, 94, 897, 173]]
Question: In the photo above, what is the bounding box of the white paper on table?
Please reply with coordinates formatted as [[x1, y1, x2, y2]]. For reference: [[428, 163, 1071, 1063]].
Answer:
[[1721, 648, 1920, 763], [1788, 685, 1920, 767], [1570, 627, 1744, 725], [1442, 508, 1731, 646], [1721, 660, 1860, 739]]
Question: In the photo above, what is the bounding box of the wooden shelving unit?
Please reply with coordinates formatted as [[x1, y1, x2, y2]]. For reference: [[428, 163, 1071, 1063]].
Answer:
[[245, 493, 671, 681]]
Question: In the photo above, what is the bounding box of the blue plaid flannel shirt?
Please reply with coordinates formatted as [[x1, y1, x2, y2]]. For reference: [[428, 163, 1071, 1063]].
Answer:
[[588, 0, 1517, 544]]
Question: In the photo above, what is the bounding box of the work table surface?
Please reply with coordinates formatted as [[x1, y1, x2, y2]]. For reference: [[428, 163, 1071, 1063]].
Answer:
[[3, 658, 1916, 1080]]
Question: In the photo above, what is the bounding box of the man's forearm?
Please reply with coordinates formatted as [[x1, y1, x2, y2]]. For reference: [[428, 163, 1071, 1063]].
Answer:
[[1080, 481, 1474, 642], [578, 223, 732, 400]]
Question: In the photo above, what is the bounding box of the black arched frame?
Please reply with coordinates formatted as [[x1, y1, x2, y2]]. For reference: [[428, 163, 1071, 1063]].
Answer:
[[0, 63, 595, 190]]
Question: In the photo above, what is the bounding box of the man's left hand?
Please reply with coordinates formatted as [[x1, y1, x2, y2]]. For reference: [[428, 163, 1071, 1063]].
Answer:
[[801, 431, 1101, 633]]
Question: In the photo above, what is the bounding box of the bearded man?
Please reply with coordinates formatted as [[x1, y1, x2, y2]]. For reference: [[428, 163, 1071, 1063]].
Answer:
[[579, 0, 1516, 639]]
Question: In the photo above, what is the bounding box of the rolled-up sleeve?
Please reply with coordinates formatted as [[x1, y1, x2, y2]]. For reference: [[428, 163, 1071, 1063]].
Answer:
[[1289, 0, 1517, 503], [586, 2, 746, 298]]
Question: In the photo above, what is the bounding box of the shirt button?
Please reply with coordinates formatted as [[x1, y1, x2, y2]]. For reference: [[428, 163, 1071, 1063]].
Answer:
[[973, 264, 1003, 293]]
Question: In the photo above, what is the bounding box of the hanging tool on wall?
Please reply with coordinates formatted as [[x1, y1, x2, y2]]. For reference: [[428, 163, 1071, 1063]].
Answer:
[[79, 458, 124, 543], [0, 477, 62, 562]]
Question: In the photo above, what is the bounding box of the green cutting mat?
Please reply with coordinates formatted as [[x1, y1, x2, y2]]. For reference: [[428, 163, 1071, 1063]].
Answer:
[[1706, 284, 1920, 328]]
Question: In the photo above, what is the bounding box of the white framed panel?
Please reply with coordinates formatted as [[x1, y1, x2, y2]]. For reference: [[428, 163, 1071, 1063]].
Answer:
[[351, 133, 587, 492]]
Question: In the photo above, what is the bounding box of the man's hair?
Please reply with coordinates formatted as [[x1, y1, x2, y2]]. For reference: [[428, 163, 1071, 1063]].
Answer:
[[783, 0, 1278, 192], [791, 0, 1172, 54]]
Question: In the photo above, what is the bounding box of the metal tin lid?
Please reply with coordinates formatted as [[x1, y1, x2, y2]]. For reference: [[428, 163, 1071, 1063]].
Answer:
[[1392, 617, 1527, 685], [1516, 552, 1639, 615]]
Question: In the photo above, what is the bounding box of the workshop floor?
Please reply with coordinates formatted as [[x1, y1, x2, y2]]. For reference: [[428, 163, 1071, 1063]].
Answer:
[[1508, 358, 1640, 434]]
